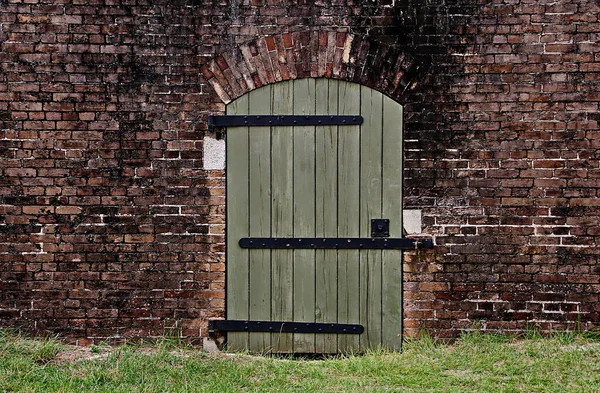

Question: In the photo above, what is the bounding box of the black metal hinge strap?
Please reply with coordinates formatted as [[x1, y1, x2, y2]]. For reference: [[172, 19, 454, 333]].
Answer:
[[239, 237, 434, 250], [208, 115, 363, 130], [208, 320, 364, 334]]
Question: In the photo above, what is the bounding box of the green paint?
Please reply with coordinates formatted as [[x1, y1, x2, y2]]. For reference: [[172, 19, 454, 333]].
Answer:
[[247, 85, 272, 352], [225, 93, 250, 351], [292, 78, 317, 353], [271, 81, 294, 352], [315, 79, 339, 353], [225, 78, 404, 353]]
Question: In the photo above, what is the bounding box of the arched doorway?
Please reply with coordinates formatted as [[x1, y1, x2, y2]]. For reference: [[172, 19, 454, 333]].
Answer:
[[221, 78, 412, 353]]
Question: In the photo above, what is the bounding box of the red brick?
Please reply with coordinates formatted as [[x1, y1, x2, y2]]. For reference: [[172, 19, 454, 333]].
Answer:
[[55, 206, 82, 215], [265, 36, 276, 51], [124, 234, 155, 243], [282, 33, 292, 48], [50, 15, 83, 24], [5, 168, 36, 177]]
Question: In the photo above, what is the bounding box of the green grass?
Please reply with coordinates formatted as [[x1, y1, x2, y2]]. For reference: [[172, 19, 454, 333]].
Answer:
[[2, 329, 600, 392]]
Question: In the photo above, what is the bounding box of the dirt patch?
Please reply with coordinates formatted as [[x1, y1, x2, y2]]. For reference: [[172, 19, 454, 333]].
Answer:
[[51, 342, 242, 365], [53, 345, 112, 365]]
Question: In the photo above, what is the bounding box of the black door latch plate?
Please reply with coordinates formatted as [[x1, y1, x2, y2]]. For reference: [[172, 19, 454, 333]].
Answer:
[[371, 219, 390, 237]]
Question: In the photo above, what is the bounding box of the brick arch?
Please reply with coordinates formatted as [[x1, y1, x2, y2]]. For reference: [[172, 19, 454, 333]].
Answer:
[[200, 30, 426, 105]]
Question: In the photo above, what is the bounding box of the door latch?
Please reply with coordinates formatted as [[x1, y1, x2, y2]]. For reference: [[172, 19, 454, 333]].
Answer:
[[371, 219, 390, 237]]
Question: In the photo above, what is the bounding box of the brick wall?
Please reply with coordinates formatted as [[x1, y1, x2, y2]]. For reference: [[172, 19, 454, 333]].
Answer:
[[402, 0, 600, 338], [0, 0, 599, 344]]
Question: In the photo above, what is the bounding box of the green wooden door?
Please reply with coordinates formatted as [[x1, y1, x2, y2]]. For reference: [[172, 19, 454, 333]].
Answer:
[[226, 78, 404, 353]]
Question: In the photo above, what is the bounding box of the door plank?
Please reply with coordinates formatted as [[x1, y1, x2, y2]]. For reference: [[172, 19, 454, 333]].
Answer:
[[359, 86, 383, 350], [248, 85, 272, 352], [270, 80, 294, 352], [315, 78, 339, 353], [336, 81, 361, 353], [382, 96, 404, 350], [226, 93, 250, 351], [292, 78, 316, 353]]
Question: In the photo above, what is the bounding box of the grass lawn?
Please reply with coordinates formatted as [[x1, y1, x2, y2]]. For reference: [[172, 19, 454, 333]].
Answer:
[[1, 329, 600, 392]]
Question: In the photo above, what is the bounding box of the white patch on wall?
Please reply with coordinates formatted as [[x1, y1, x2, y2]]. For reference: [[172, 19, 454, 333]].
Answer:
[[203, 135, 225, 170], [403, 209, 422, 234]]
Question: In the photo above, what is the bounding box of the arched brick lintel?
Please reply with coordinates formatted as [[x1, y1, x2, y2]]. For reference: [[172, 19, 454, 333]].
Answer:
[[200, 30, 426, 106]]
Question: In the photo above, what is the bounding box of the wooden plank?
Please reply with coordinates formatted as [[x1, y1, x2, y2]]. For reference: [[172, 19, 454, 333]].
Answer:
[[359, 86, 383, 350], [336, 81, 361, 353], [381, 96, 404, 351], [270, 80, 294, 353], [292, 78, 316, 353], [315, 78, 338, 354], [248, 84, 272, 352], [226, 93, 250, 351]]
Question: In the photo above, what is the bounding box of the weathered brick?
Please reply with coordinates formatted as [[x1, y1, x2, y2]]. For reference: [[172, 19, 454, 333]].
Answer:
[[0, 0, 599, 347], [49, 15, 83, 24], [124, 234, 155, 243], [55, 206, 82, 215], [5, 168, 36, 177]]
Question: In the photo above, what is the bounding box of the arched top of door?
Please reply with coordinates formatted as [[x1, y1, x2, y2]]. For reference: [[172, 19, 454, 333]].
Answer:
[[201, 30, 427, 106]]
